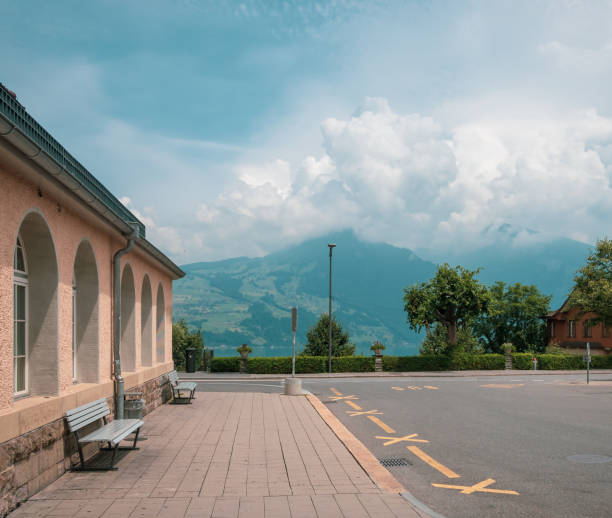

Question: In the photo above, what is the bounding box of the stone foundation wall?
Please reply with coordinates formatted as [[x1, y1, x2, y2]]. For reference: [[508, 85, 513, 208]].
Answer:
[[0, 372, 171, 517]]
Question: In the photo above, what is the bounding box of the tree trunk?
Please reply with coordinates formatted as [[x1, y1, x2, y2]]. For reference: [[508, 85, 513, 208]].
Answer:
[[447, 321, 458, 345], [425, 322, 431, 337]]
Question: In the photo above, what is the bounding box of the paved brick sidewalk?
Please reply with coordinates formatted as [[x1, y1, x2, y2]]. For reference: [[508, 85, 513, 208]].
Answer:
[[9, 393, 426, 518]]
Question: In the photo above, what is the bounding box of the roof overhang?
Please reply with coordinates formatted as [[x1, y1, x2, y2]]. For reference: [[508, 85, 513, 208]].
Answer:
[[0, 84, 184, 279]]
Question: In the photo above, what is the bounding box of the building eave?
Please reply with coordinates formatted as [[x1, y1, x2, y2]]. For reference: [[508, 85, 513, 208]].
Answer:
[[0, 83, 184, 279]]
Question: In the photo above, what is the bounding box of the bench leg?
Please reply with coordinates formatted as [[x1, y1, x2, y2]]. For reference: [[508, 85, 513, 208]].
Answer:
[[132, 427, 141, 449], [109, 444, 119, 470], [77, 442, 86, 470]]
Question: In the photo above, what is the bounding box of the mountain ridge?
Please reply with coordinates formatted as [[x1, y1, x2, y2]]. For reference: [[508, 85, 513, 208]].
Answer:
[[173, 229, 591, 357]]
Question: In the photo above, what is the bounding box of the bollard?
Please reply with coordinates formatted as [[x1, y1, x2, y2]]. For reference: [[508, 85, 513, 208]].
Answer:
[[284, 378, 303, 395]]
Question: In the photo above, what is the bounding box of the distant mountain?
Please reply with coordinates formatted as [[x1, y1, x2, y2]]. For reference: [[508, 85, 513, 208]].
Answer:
[[420, 225, 592, 308], [173, 228, 592, 357], [174, 230, 436, 357]]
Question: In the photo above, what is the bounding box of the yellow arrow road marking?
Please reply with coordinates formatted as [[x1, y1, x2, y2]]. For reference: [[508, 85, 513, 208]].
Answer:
[[424, 386, 439, 390], [367, 416, 396, 434], [330, 387, 343, 396], [432, 478, 519, 495], [376, 434, 429, 446], [345, 400, 362, 410], [346, 409, 383, 417], [329, 395, 358, 401], [407, 446, 460, 479], [407, 386, 422, 390], [392, 386, 405, 391]]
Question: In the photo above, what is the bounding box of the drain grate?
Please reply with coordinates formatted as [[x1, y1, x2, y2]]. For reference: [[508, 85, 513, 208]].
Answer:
[[378, 457, 411, 467]]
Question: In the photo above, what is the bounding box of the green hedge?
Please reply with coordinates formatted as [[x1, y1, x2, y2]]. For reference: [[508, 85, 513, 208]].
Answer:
[[511, 353, 534, 370], [210, 353, 612, 373], [246, 356, 327, 374], [591, 355, 612, 368], [511, 353, 610, 370], [451, 353, 505, 370], [332, 356, 375, 372], [383, 355, 452, 371], [210, 357, 241, 372]]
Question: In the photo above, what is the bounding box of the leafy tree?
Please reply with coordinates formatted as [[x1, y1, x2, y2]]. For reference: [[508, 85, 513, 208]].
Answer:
[[473, 282, 551, 353], [172, 319, 204, 370], [420, 323, 482, 355], [403, 264, 488, 347], [569, 238, 612, 328], [302, 314, 355, 356]]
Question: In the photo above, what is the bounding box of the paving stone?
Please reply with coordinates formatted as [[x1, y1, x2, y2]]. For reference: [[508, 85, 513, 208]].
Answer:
[[10, 393, 423, 518]]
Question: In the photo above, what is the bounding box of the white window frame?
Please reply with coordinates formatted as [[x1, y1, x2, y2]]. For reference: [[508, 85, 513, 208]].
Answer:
[[568, 320, 575, 338], [13, 237, 28, 397]]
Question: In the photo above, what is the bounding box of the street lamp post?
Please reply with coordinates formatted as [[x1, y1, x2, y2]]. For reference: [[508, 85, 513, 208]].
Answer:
[[328, 243, 336, 374]]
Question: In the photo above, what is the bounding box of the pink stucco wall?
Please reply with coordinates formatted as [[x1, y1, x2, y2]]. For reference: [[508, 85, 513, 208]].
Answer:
[[0, 165, 174, 411]]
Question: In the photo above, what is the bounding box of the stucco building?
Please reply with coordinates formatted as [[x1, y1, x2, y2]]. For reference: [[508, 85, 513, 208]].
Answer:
[[0, 83, 184, 514]]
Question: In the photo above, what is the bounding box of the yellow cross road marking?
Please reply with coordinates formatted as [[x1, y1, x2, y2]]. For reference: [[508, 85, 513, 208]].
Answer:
[[329, 395, 358, 401], [345, 400, 362, 410], [330, 387, 343, 396], [346, 409, 383, 417], [392, 386, 405, 391], [407, 386, 422, 390], [367, 416, 396, 434], [480, 384, 524, 389], [407, 446, 461, 479], [432, 478, 519, 496], [376, 434, 429, 446], [424, 385, 439, 390]]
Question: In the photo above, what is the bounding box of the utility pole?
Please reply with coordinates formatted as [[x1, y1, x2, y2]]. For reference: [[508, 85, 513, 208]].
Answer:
[[328, 243, 336, 373]]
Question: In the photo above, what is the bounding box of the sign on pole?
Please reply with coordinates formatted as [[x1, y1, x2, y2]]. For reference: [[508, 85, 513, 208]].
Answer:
[[291, 307, 297, 377]]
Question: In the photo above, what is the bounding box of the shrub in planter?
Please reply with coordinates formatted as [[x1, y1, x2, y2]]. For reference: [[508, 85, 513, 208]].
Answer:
[[370, 341, 386, 355], [237, 344, 253, 358]]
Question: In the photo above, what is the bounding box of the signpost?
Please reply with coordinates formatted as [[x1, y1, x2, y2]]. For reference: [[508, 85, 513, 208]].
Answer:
[[584, 342, 591, 384], [284, 307, 302, 395], [291, 307, 297, 377]]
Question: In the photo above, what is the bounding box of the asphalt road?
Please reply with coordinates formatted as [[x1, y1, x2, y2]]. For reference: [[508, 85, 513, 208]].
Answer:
[[195, 374, 612, 518]]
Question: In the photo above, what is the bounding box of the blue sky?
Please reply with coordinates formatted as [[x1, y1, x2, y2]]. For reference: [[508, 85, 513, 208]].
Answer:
[[2, 1, 612, 262]]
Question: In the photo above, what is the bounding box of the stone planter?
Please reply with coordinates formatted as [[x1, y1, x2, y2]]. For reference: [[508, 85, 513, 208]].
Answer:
[[503, 345, 513, 370]]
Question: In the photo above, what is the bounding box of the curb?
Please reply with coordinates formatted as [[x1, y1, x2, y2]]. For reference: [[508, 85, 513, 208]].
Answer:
[[179, 369, 610, 381], [305, 393, 406, 494]]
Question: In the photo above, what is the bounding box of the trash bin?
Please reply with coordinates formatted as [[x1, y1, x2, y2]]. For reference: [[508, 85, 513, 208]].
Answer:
[[185, 348, 197, 373], [124, 393, 145, 419]]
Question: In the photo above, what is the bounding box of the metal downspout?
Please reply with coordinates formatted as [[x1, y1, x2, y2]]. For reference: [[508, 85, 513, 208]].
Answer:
[[113, 234, 135, 419]]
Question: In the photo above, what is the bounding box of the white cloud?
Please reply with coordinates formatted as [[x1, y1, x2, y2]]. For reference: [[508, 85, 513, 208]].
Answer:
[[185, 98, 612, 260]]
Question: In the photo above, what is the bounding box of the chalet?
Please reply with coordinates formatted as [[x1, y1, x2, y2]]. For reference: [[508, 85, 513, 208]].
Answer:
[[0, 83, 184, 513], [544, 298, 612, 355]]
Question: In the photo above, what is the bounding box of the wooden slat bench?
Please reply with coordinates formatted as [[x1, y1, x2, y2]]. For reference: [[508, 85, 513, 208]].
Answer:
[[65, 397, 143, 471], [168, 370, 197, 403]]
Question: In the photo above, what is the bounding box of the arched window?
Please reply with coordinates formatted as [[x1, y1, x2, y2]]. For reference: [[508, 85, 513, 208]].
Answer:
[[73, 240, 99, 383], [13, 236, 28, 395], [15, 212, 59, 396], [156, 284, 165, 363], [141, 275, 153, 367]]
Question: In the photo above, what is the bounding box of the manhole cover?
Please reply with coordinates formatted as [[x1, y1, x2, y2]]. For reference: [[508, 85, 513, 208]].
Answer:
[[567, 455, 612, 464], [378, 457, 411, 467]]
